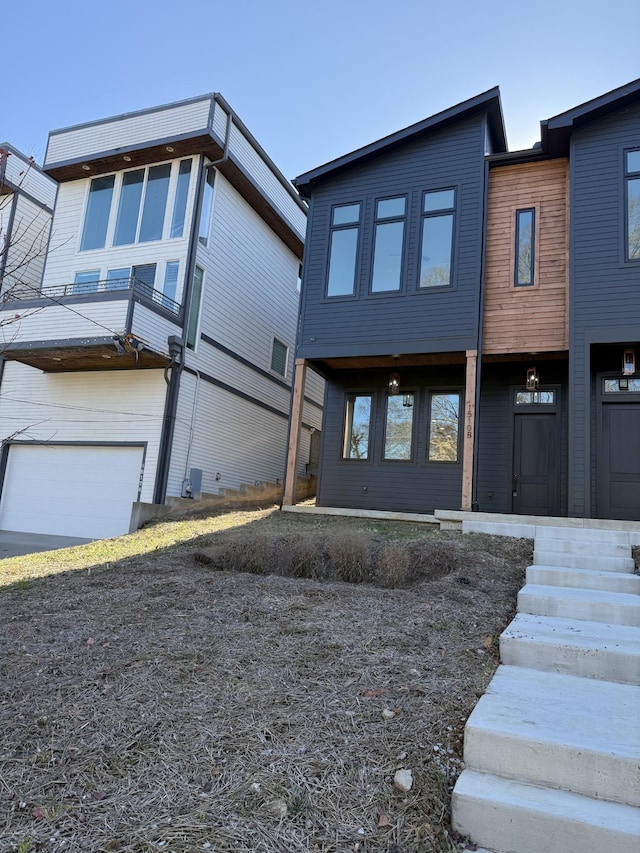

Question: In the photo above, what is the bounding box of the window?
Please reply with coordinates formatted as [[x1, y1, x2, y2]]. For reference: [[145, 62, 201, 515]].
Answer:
[[170, 160, 192, 238], [625, 149, 640, 261], [271, 338, 288, 376], [163, 261, 180, 306], [428, 392, 460, 461], [186, 266, 204, 349], [384, 393, 414, 459], [604, 378, 640, 393], [80, 176, 115, 250], [515, 208, 535, 286], [419, 189, 455, 288], [371, 197, 406, 293], [343, 393, 372, 459], [132, 263, 156, 298], [198, 168, 215, 246], [106, 267, 131, 290], [515, 390, 556, 404], [72, 270, 100, 295], [327, 203, 360, 296]]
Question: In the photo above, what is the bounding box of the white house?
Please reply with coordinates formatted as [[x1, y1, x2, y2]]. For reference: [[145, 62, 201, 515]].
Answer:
[[0, 95, 323, 539]]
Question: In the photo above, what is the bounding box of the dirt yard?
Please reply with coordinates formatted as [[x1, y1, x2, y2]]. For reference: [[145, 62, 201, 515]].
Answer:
[[0, 507, 532, 852]]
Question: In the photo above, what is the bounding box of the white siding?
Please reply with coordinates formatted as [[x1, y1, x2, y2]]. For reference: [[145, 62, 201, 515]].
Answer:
[[0, 362, 166, 503], [2, 194, 52, 297], [0, 300, 129, 346], [2, 150, 56, 208], [130, 303, 181, 357], [45, 98, 212, 166]]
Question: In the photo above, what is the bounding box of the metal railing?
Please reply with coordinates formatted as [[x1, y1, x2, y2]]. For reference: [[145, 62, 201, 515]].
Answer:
[[13, 276, 181, 316]]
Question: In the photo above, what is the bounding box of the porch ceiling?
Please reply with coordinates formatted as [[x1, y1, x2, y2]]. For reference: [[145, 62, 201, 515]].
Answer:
[[318, 352, 467, 371], [3, 342, 170, 372]]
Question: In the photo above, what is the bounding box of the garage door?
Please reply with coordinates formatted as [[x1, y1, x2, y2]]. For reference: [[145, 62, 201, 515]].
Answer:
[[0, 444, 145, 539]]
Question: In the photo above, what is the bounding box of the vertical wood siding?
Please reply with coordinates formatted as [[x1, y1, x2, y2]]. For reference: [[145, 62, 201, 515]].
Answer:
[[0, 362, 166, 502], [483, 159, 569, 354]]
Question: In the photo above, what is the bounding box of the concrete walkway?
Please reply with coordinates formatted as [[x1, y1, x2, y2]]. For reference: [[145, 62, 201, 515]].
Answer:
[[451, 524, 640, 853], [0, 530, 93, 559]]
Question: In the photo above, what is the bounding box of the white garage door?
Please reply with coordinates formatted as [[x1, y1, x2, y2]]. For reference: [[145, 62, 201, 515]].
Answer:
[[0, 444, 145, 539]]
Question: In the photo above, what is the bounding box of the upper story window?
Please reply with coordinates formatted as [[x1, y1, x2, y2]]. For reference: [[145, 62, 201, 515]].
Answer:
[[198, 168, 216, 246], [327, 203, 361, 297], [186, 265, 204, 350], [626, 149, 640, 262], [80, 159, 193, 252], [371, 197, 406, 293], [515, 208, 535, 286], [419, 189, 456, 288]]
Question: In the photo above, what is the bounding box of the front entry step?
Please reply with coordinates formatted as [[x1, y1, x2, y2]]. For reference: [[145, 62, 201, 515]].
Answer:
[[532, 549, 635, 572], [500, 613, 640, 684], [526, 564, 640, 593], [518, 583, 640, 626], [452, 770, 640, 853]]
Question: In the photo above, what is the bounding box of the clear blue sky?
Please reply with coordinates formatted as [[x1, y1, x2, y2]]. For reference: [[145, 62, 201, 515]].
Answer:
[[3, 0, 638, 181]]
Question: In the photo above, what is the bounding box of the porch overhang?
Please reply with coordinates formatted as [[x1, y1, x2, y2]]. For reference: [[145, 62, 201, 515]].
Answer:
[[1, 336, 171, 372], [308, 351, 467, 376]]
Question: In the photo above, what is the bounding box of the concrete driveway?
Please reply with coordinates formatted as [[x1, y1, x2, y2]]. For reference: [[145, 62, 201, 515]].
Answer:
[[0, 530, 93, 559]]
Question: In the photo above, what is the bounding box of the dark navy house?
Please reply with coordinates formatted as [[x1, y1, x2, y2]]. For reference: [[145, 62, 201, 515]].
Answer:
[[283, 79, 640, 522]]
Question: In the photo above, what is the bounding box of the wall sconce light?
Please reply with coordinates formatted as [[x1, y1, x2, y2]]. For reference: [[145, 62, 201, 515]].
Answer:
[[619, 377, 629, 390], [388, 372, 400, 395], [402, 394, 413, 408], [623, 349, 636, 376], [526, 367, 539, 390]]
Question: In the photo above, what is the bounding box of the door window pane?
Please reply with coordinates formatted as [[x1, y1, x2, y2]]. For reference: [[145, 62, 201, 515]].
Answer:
[[170, 160, 192, 238], [327, 228, 359, 296], [139, 164, 171, 242], [186, 266, 204, 349], [343, 394, 372, 459], [420, 214, 454, 287], [114, 170, 144, 246], [428, 392, 460, 461], [80, 176, 114, 251], [384, 394, 414, 459]]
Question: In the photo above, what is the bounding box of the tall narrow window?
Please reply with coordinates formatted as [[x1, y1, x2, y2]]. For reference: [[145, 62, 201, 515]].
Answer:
[[343, 393, 372, 459], [170, 160, 192, 238], [163, 261, 180, 306], [80, 175, 115, 251], [139, 164, 171, 242], [515, 208, 535, 286], [327, 203, 360, 297], [384, 393, 414, 459], [114, 170, 144, 246], [626, 149, 640, 261], [428, 392, 460, 462], [198, 168, 215, 246], [419, 189, 455, 288], [271, 338, 288, 376], [371, 196, 406, 293], [186, 266, 204, 349]]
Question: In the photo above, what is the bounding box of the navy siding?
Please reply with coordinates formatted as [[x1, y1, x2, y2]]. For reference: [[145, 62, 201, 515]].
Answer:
[[317, 367, 465, 513], [568, 101, 640, 516], [298, 113, 488, 359]]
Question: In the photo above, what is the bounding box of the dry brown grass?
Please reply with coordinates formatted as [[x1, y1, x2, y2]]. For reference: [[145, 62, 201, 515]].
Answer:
[[0, 507, 532, 853]]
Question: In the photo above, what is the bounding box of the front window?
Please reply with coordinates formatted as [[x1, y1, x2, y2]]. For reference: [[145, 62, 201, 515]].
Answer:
[[271, 338, 288, 376], [106, 267, 131, 289], [428, 392, 460, 461], [132, 263, 156, 297], [80, 176, 115, 251], [371, 197, 406, 293], [343, 393, 372, 459], [327, 203, 361, 297], [626, 149, 640, 261], [515, 208, 535, 286], [419, 189, 455, 288], [384, 393, 414, 460], [186, 266, 204, 350]]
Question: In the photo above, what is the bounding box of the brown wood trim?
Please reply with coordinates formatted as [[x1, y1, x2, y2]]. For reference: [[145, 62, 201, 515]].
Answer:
[[461, 350, 477, 511], [282, 359, 307, 506]]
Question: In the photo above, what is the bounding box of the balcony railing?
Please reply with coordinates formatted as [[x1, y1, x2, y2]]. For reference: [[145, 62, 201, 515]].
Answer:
[[8, 276, 181, 316]]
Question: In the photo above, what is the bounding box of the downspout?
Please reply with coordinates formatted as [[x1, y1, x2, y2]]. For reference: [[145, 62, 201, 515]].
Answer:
[[153, 336, 184, 505], [471, 155, 490, 512], [182, 367, 201, 495]]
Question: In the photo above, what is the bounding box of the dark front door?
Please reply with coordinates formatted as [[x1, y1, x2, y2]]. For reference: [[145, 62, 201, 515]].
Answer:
[[598, 403, 640, 520], [512, 413, 558, 516]]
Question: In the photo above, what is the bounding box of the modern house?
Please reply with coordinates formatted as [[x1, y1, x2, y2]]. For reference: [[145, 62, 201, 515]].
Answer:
[[284, 78, 640, 523], [0, 95, 323, 539]]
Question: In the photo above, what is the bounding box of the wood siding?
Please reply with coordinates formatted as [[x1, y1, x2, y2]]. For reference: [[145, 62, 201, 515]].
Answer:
[[483, 159, 569, 355], [298, 114, 488, 360]]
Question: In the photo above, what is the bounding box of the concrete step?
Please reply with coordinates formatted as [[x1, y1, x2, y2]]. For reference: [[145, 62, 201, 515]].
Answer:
[[535, 526, 631, 545], [527, 564, 640, 593], [462, 666, 640, 807], [533, 549, 635, 572], [518, 583, 640, 626], [452, 770, 640, 853], [500, 613, 640, 684], [534, 537, 631, 557]]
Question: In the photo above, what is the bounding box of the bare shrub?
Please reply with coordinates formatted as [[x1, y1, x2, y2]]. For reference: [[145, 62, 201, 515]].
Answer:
[[375, 540, 414, 588], [328, 530, 369, 583], [275, 534, 324, 579]]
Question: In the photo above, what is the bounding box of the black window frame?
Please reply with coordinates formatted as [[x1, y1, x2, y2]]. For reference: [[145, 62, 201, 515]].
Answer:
[[624, 148, 640, 263], [426, 389, 462, 464], [270, 337, 288, 377], [418, 187, 457, 290], [325, 202, 362, 299], [342, 392, 373, 461], [382, 390, 416, 462], [514, 207, 536, 287], [369, 195, 407, 295]]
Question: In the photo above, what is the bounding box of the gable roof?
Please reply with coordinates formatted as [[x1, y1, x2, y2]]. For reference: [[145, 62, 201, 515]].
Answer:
[[294, 88, 506, 198], [541, 77, 640, 157]]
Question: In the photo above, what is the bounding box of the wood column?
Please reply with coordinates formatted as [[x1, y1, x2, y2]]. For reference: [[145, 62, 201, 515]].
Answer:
[[461, 349, 478, 511], [282, 358, 307, 506]]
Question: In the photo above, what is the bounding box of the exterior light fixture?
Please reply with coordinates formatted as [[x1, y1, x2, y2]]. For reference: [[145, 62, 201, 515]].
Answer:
[[526, 367, 539, 390], [619, 377, 629, 390], [81, 164, 91, 171], [166, 146, 175, 153], [623, 349, 636, 375], [388, 372, 400, 395], [123, 155, 132, 162], [402, 394, 413, 408]]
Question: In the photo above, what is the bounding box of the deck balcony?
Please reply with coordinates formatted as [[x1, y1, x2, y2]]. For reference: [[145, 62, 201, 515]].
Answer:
[[0, 276, 183, 372]]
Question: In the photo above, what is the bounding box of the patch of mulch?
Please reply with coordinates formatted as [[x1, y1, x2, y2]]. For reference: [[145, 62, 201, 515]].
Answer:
[[0, 516, 531, 852]]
